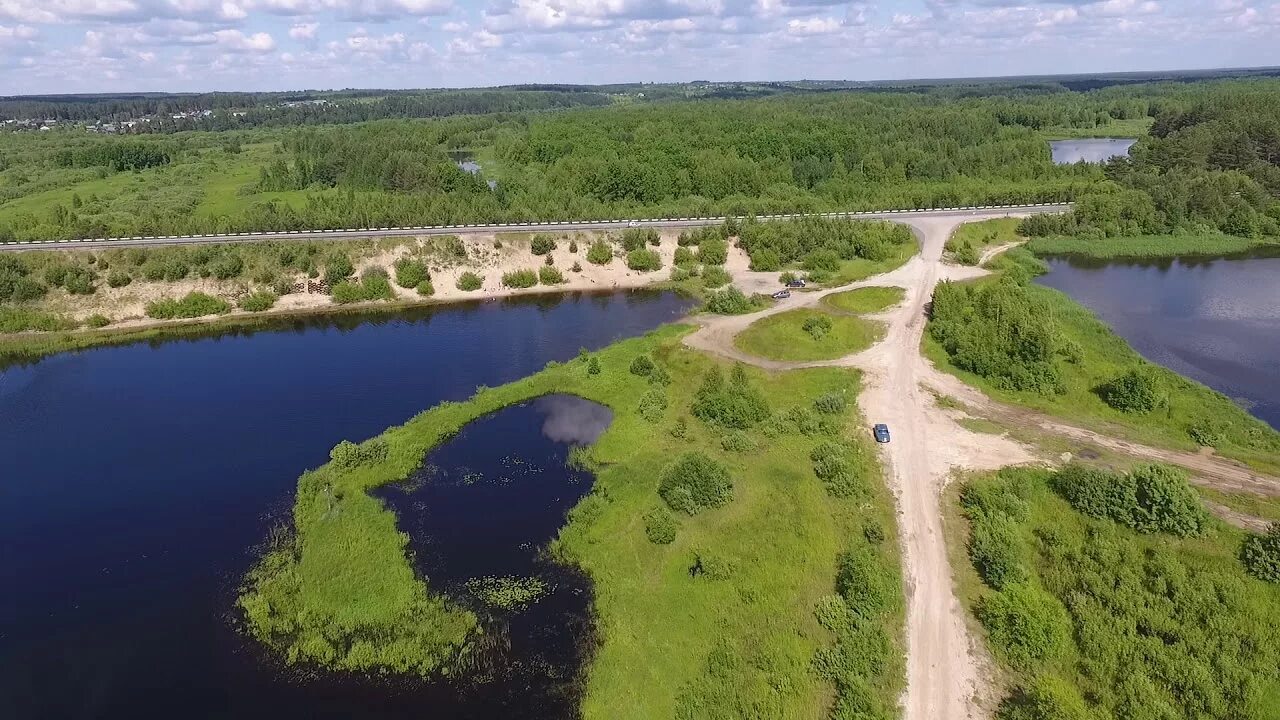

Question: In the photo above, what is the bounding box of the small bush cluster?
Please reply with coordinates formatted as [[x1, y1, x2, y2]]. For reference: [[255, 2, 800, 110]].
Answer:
[[501, 268, 539, 289], [538, 266, 565, 285], [456, 271, 483, 291], [626, 249, 662, 272], [530, 234, 556, 255], [802, 314, 834, 340], [701, 265, 731, 288], [329, 438, 389, 469], [1051, 463, 1207, 537], [239, 291, 278, 312], [629, 354, 656, 377], [145, 291, 231, 319], [691, 365, 771, 429], [705, 286, 764, 315], [332, 268, 395, 304], [720, 430, 756, 453], [643, 507, 678, 545], [393, 258, 430, 289], [586, 239, 613, 265], [621, 228, 659, 251], [976, 581, 1072, 668], [1240, 523, 1280, 583], [697, 236, 729, 265], [1097, 368, 1162, 414], [85, 313, 111, 328], [810, 441, 865, 497], [813, 391, 848, 414], [659, 452, 733, 515], [637, 388, 667, 423]]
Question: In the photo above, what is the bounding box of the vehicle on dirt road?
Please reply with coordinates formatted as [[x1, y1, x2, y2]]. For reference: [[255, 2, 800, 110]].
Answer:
[[873, 424, 891, 443], [771, 290, 791, 300], [786, 279, 807, 288]]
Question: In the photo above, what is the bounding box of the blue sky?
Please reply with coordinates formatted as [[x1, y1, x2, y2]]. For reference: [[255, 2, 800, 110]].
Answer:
[[0, 1, 1275, 94]]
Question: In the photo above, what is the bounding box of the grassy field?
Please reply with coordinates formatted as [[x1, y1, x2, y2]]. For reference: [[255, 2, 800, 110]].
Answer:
[[238, 324, 904, 718], [735, 308, 884, 362], [1028, 234, 1280, 259], [823, 286, 905, 314], [922, 277, 1280, 475], [945, 218, 1022, 265], [824, 237, 918, 286], [948, 466, 1280, 719]]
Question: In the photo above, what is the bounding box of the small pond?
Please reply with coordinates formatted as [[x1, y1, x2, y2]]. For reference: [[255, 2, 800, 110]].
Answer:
[[1049, 138, 1136, 165], [374, 394, 612, 716], [1036, 253, 1280, 428], [0, 290, 690, 718]]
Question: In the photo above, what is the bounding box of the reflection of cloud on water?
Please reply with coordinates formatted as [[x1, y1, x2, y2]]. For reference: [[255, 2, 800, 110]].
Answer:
[[536, 395, 613, 446]]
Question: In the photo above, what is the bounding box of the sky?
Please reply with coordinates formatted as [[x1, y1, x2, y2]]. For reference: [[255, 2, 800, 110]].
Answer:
[[0, 0, 1275, 94]]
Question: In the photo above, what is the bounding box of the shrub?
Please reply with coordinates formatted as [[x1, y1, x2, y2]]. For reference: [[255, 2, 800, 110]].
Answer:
[[1240, 523, 1280, 583], [586, 239, 613, 265], [1052, 463, 1207, 537], [673, 246, 696, 266], [501, 269, 539, 289], [626, 249, 662, 272], [659, 452, 733, 515], [836, 547, 899, 619], [329, 438, 389, 469], [720, 430, 756, 453], [324, 253, 353, 286], [9, 276, 46, 302], [647, 364, 671, 386], [968, 512, 1028, 590], [62, 267, 96, 295], [456, 271, 483, 291], [705, 286, 756, 315], [571, 261, 582, 273], [976, 582, 1071, 667], [272, 277, 296, 296], [810, 441, 864, 497], [670, 266, 691, 282], [393, 258, 430, 289], [813, 391, 848, 414], [530, 234, 556, 255], [330, 281, 367, 304], [145, 292, 230, 319], [630, 354, 655, 377], [690, 549, 735, 579], [360, 267, 394, 300], [698, 236, 729, 265], [568, 239, 579, 253], [803, 314, 834, 340], [622, 228, 658, 251], [637, 388, 667, 423], [587, 356, 601, 375], [415, 281, 434, 296], [669, 417, 690, 440], [779, 271, 797, 285], [1098, 368, 1162, 414], [239, 291, 278, 312], [544, 253, 555, 266], [691, 365, 771, 429], [701, 265, 731, 288], [107, 271, 132, 288], [85, 313, 111, 328], [749, 248, 781, 271], [996, 676, 1093, 720], [439, 235, 467, 260], [538, 266, 565, 285], [643, 508, 677, 545]]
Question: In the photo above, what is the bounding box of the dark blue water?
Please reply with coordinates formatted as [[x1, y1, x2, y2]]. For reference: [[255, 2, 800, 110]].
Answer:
[[374, 395, 612, 716], [1036, 255, 1280, 428], [0, 290, 689, 719], [1049, 138, 1136, 164]]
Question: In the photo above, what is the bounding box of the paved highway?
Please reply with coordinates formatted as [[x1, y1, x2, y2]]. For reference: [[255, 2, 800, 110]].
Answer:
[[0, 203, 1070, 252]]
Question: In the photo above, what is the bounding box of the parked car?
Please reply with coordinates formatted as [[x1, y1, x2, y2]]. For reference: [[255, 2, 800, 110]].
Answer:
[[771, 290, 791, 300], [626, 220, 640, 228], [873, 423, 891, 443], [786, 278, 807, 288]]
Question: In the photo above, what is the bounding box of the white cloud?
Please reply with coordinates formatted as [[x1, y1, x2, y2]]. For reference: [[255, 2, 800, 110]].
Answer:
[[441, 19, 466, 31], [289, 21, 317, 38], [213, 28, 274, 50], [785, 15, 838, 34]]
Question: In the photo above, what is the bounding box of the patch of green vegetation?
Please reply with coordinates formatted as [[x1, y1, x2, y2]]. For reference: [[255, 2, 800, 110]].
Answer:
[[331, 268, 395, 304], [946, 218, 1022, 265], [456, 271, 483, 291], [954, 466, 1280, 720], [957, 417, 1005, 435], [465, 576, 549, 611], [145, 291, 231, 319], [501, 268, 539, 289], [626, 248, 662, 272], [586, 239, 613, 265], [238, 291, 278, 312], [1027, 234, 1280, 259], [925, 271, 1280, 474], [538, 265, 565, 285], [1039, 117, 1153, 139], [238, 325, 903, 718], [703, 286, 769, 315], [823, 286, 905, 314], [736, 308, 884, 362]]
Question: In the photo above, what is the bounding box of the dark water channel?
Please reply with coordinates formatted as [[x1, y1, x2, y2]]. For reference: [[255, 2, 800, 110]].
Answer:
[[374, 395, 612, 716], [0, 290, 690, 719], [1036, 253, 1280, 428], [1049, 138, 1136, 164]]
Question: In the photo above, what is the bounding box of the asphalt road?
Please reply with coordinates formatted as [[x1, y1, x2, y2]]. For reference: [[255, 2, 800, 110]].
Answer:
[[0, 203, 1071, 252]]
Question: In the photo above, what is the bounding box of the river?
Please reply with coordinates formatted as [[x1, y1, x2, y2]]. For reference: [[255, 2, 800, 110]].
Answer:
[[1036, 253, 1280, 429], [0, 290, 690, 719]]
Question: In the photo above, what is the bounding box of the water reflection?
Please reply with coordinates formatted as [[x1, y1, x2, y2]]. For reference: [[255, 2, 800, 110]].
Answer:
[[537, 395, 614, 445], [1049, 138, 1136, 164]]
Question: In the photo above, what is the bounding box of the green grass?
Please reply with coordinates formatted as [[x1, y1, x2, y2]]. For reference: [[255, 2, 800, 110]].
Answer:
[[736, 308, 884, 362], [923, 279, 1280, 475], [238, 324, 904, 718], [945, 218, 1022, 265], [1039, 117, 1153, 139], [1028, 234, 1280, 259], [822, 237, 918, 287], [823, 286, 905, 314], [949, 466, 1280, 719]]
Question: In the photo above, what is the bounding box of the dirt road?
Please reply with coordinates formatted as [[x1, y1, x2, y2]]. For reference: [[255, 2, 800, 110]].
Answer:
[[684, 212, 1280, 719]]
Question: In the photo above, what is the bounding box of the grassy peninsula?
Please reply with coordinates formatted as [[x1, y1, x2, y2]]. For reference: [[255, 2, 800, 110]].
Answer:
[[239, 324, 904, 718], [735, 308, 884, 362]]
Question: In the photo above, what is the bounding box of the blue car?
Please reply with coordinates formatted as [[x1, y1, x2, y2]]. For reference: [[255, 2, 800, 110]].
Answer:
[[873, 424, 891, 443]]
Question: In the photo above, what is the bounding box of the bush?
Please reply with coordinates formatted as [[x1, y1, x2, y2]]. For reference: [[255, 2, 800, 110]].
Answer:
[[62, 267, 96, 295], [996, 676, 1093, 720], [659, 452, 733, 515], [701, 265, 731, 288], [629, 354, 655, 377], [673, 246, 696, 266], [329, 438, 389, 469], [538, 266, 565, 285], [968, 512, 1028, 590], [1240, 523, 1280, 583], [393, 258, 430, 289], [705, 286, 757, 315], [637, 388, 667, 423], [647, 364, 671, 386], [360, 267, 394, 300], [85, 313, 111, 328], [587, 239, 613, 265], [272, 277, 296, 296], [530, 234, 556, 255], [456, 271, 483, 291], [501, 269, 539, 289], [626, 249, 662, 272], [545, 253, 555, 266], [587, 356, 601, 375], [568, 239, 579, 253], [691, 365, 771, 429], [720, 430, 756, 453], [1052, 463, 1207, 537], [813, 392, 848, 414], [571, 261, 582, 272], [107, 271, 132, 288], [622, 228, 658, 251], [976, 582, 1071, 667], [239, 291, 278, 312], [643, 507, 678, 544], [324, 253, 353, 286], [415, 281, 434, 296], [145, 292, 230, 319], [1098, 368, 1161, 414], [330, 281, 366, 304], [810, 441, 865, 497], [802, 314, 834, 340], [698, 236, 728, 265]]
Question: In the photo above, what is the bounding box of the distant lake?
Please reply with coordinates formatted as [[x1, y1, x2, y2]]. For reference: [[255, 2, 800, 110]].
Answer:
[[1036, 254, 1280, 428], [0, 290, 691, 718], [1049, 138, 1136, 165]]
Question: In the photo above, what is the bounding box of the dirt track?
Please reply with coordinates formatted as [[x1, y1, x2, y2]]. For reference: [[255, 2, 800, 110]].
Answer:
[[685, 211, 1280, 719]]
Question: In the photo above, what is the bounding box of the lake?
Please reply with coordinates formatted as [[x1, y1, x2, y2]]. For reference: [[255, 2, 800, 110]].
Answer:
[[1036, 254, 1280, 428], [0, 290, 690, 719], [1049, 138, 1136, 165]]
